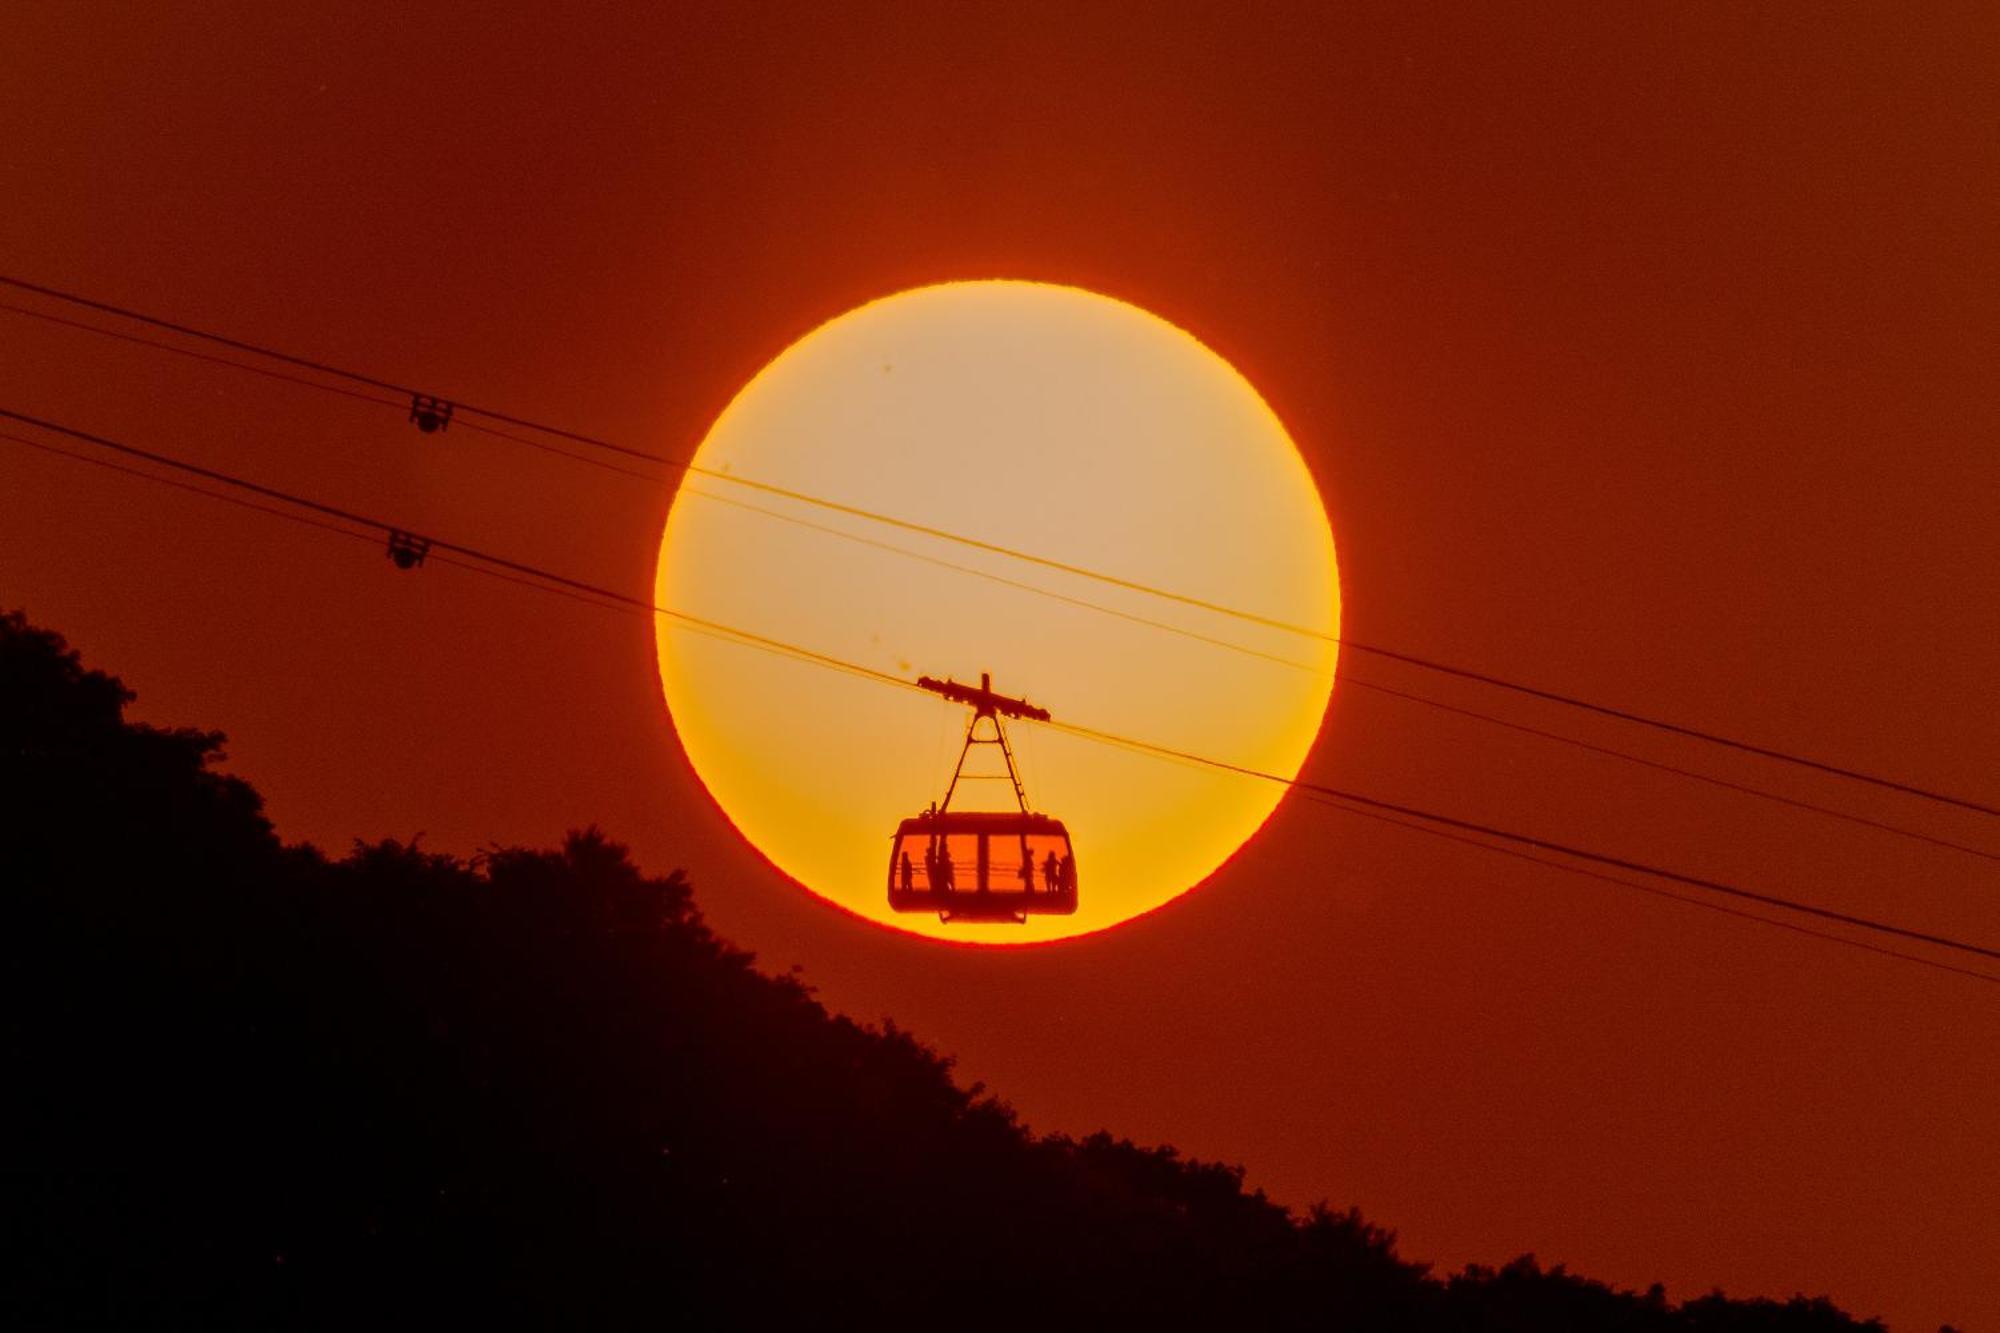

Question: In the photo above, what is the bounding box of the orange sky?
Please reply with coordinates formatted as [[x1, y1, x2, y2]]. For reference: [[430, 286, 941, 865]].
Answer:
[[3, 5, 1997, 1327]]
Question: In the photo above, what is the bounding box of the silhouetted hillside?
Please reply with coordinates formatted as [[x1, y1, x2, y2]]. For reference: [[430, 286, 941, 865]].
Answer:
[[2, 609, 1886, 1329]]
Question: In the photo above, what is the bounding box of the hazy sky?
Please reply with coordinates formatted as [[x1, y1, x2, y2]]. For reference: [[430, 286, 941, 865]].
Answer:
[[4, 5, 1996, 1327]]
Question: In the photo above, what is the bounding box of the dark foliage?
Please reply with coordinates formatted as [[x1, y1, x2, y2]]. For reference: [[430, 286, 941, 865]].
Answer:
[[1, 611, 1885, 1329]]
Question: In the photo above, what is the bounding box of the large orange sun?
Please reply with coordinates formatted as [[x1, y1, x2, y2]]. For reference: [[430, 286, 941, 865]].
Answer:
[[654, 281, 1338, 943]]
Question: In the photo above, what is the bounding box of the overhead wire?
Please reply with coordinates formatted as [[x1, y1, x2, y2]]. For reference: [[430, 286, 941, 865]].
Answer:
[[14, 278, 1988, 854], [2, 429, 375, 546], [4, 405, 1997, 982], [0, 300, 414, 415], [657, 474, 1992, 861], [1334, 641, 2000, 819], [1001, 698, 2000, 983], [2, 429, 699, 628], [0, 297, 673, 486], [670, 483, 1992, 862], [0, 273, 658, 460], [1045, 714, 2000, 963], [10, 280, 1986, 852], [16, 441, 1992, 992], [15, 412, 1985, 992], [680, 484, 1327, 673], [1339, 675, 1999, 864], [650, 471, 2000, 820], [1305, 796, 2000, 987], [0, 408, 906, 690], [2, 271, 1994, 819]]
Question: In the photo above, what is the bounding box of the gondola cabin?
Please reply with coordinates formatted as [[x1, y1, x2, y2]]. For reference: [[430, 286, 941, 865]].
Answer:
[[887, 671, 1078, 924], [888, 810, 1076, 923]]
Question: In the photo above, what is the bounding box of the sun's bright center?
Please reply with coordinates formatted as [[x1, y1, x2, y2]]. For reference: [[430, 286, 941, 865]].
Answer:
[[655, 281, 1338, 944]]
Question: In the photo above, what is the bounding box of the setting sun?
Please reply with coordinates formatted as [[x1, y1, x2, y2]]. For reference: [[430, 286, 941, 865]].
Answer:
[[654, 281, 1339, 942]]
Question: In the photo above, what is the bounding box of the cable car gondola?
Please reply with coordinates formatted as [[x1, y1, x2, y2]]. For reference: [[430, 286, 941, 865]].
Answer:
[[888, 672, 1077, 924]]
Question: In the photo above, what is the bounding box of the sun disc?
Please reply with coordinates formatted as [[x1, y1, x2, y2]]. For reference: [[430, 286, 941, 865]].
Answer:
[[655, 281, 1338, 943]]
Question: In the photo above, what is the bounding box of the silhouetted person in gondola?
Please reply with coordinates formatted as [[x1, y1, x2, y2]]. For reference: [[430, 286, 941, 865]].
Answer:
[[1042, 850, 1061, 895], [1059, 851, 1076, 895], [900, 850, 915, 894]]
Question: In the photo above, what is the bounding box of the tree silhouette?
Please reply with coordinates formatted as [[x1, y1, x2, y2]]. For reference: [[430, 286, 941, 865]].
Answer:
[[0, 609, 1887, 1329]]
